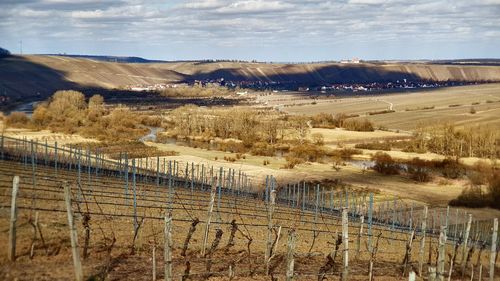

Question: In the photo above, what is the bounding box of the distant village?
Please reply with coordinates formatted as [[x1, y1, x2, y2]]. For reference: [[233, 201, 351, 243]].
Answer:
[[125, 78, 476, 95]]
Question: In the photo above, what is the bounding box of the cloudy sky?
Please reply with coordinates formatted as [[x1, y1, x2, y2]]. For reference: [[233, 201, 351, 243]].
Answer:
[[0, 0, 499, 61]]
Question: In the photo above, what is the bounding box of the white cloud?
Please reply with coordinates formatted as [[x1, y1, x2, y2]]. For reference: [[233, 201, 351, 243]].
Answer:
[[1, 0, 499, 60]]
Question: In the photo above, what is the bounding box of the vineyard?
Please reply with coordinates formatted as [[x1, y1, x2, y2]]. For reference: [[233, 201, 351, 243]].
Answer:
[[0, 136, 498, 280]]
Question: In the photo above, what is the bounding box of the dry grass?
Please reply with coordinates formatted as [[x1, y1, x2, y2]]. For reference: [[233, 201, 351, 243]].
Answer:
[[308, 128, 408, 144], [281, 83, 500, 130]]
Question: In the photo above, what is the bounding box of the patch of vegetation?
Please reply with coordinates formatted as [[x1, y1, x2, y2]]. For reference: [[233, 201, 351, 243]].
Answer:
[[343, 118, 374, 132], [327, 148, 362, 159], [354, 141, 392, 151], [405, 106, 435, 111], [5, 112, 30, 128], [283, 156, 303, 169], [372, 152, 400, 175], [406, 158, 432, 182], [309, 113, 365, 130], [9, 91, 155, 142], [289, 143, 324, 162], [368, 109, 395, 115], [69, 141, 178, 159], [396, 124, 499, 159], [450, 170, 500, 209], [158, 85, 233, 97], [435, 158, 465, 179]]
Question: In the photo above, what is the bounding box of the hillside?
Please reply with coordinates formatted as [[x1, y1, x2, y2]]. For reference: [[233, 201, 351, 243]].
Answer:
[[0, 55, 186, 105], [160, 60, 500, 83], [2, 55, 500, 106]]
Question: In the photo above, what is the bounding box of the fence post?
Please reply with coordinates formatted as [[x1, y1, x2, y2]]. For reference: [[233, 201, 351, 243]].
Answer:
[[419, 205, 428, 277], [428, 266, 438, 281], [437, 226, 447, 281], [54, 141, 58, 175], [8, 176, 20, 262], [265, 189, 277, 275], [490, 218, 498, 281], [168, 161, 173, 209], [0, 135, 4, 160], [201, 178, 216, 256], [132, 159, 138, 231], [152, 245, 156, 281], [286, 229, 296, 281], [164, 212, 172, 281], [218, 167, 223, 213], [408, 270, 416, 281], [444, 206, 449, 237], [342, 208, 349, 281], [368, 193, 373, 252], [356, 214, 364, 259], [461, 214, 473, 274], [63, 183, 83, 281]]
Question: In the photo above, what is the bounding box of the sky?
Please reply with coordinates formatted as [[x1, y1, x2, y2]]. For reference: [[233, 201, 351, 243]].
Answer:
[[0, 0, 499, 62]]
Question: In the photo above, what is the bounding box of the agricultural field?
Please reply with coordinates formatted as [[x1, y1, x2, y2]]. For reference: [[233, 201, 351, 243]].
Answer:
[[280, 83, 500, 130]]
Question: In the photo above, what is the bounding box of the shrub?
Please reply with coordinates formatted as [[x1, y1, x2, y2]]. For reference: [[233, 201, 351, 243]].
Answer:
[[488, 171, 500, 209], [469, 107, 476, 114], [372, 152, 399, 175], [407, 158, 432, 182], [327, 148, 362, 159], [310, 113, 336, 128], [449, 171, 500, 209], [283, 156, 304, 169], [343, 118, 374, 132], [354, 141, 391, 151], [438, 159, 464, 179], [311, 132, 324, 145], [449, 187, 489, 208], [5, 112, 30, 128], [218, 141, 246, 153], [140, 115, 162, 127], [224, 156, 236, 162], [467, 161, 493, 186], [289, 143, 324, 162], [250, 142, 275, 156], [368, 110, 395, 115], [68, 141, 178, 159]]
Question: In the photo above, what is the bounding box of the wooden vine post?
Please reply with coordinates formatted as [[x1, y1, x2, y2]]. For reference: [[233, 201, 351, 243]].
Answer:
[[428, 267, 437, 281], [164, 212, 172, 281], [367, 193, 373, 253], [64, 183, 83, 281], [265, 189, 277, 275], [8, 176, 20, 262], [461, 214, 473, 276], [286, 229, 296, 281], [437, 226, 447, 281], [201, 178, 217, 256], [490, 218, 498, 281], [342, 208, 349, 281], [356, 213, 364, 259], [419, 205, 428, 277], [408, 270, 416, 281]]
